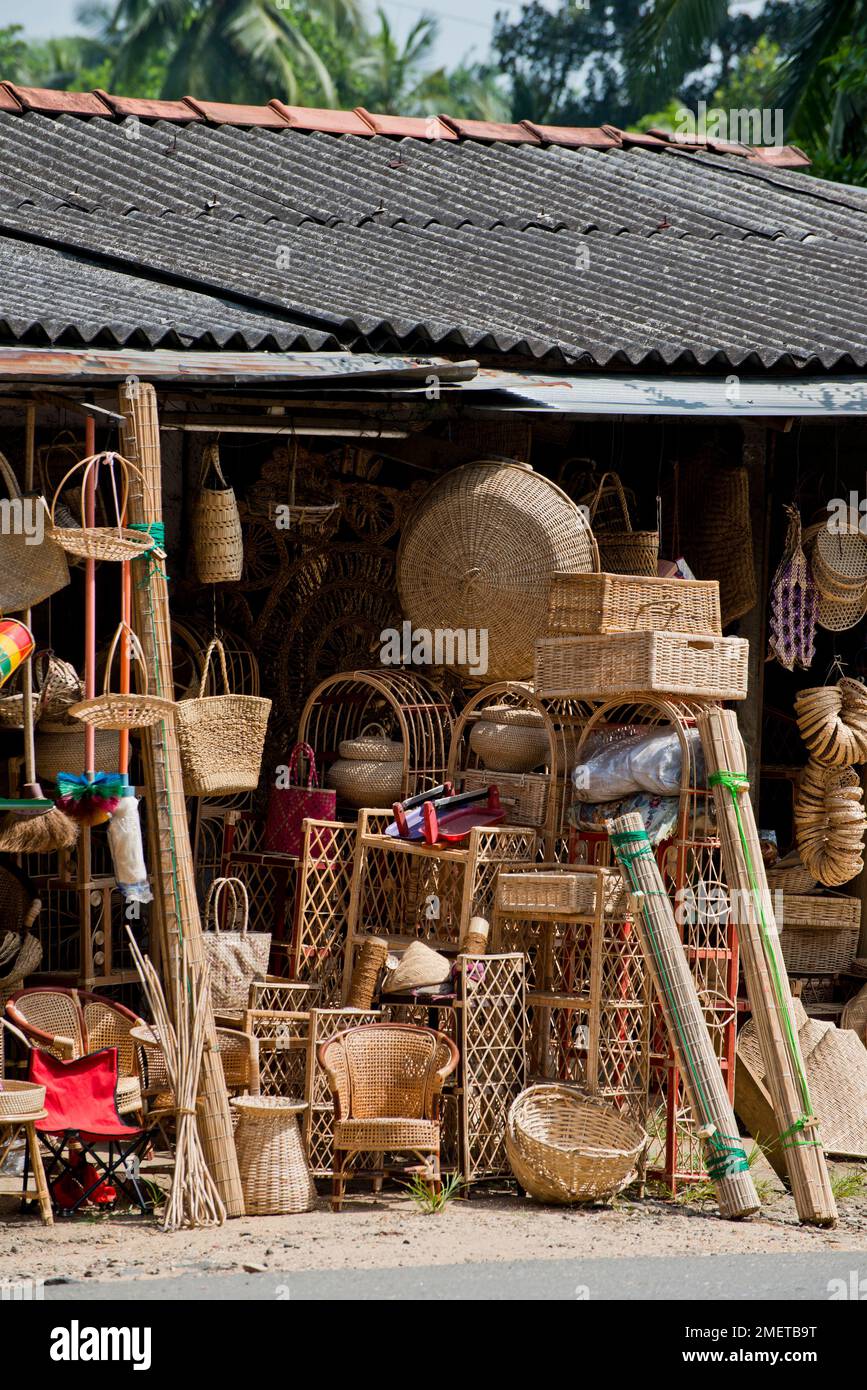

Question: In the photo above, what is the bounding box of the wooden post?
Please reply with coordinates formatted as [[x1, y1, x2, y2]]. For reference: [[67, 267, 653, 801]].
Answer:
[[118, 382, 244, 1217], [737, 422, 771, 806]]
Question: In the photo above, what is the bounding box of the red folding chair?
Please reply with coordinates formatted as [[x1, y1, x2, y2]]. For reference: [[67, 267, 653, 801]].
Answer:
[[26, 1047, 155, 1216]]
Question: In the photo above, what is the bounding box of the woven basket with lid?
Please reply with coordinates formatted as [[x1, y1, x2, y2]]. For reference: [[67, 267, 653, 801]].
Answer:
[[397, 459, 598, 683]]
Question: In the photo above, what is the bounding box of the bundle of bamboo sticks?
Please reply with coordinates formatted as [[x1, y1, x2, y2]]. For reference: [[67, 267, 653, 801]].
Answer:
[[608, 811, 760, 1220], [698, 705, 837, 1227], [128, 929, 226, 1231]]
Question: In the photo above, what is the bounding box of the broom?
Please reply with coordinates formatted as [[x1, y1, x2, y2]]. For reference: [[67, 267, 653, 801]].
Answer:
[[0, 407, 78, 853]]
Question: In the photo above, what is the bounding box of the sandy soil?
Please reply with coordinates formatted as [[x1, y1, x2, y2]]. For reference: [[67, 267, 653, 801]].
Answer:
[[2, 1157, 866, 1286]]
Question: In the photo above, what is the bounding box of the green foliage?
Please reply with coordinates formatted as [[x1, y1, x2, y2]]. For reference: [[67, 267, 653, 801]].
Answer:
[[829, 1168, 866, 1201], [402, 1170, 464, 1213], [0, 25, 30, 83]]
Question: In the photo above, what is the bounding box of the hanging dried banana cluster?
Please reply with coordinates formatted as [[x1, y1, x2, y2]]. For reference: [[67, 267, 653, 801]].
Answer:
[[794, 678, 867, 886]]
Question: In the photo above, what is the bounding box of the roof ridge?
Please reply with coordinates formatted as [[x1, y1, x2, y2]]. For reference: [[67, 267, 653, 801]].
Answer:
[[0, 81, 811, 168]]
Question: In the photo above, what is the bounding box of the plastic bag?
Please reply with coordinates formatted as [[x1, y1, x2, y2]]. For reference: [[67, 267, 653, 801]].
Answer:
[[572, 727, 705, 801]]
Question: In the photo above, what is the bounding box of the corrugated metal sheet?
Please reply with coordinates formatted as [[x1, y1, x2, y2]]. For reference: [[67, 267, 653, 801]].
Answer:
[[0, 111, 865, 367]]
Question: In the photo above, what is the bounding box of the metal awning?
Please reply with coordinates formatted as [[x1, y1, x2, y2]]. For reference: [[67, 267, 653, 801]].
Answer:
[[451, 371, 867, 416]]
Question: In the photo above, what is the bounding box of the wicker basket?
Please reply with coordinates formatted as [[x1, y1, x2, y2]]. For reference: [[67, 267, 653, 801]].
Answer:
[[33, 650, 83, 721], [0, 677, 39, 730], [496, 866, 628, 917], [175, 638, 271, 796], [34, 722, 120, 782], [462, 768, 549, 827], [0, 451, 70, 613], [338, 724, 403, 762], [327, 756, 404, 808], [506, 1086, 647, 1204], [68, 624, 176, 731], [586, 473, 658, 578], [231, 1096, 315, 1215], [0, 1079, 46, 1120], [192, 444, 243, 584], [546, 572, 721, 637], [48, 453, 156, 563], [779, 893, 861, 974], [468, 719, 549, 772], [397, 459, 598, 683], [534, 632, 749, 701]]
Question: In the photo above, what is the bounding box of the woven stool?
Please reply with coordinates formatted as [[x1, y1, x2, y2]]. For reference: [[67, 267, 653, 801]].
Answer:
[[232, 1096, 315, 1215]]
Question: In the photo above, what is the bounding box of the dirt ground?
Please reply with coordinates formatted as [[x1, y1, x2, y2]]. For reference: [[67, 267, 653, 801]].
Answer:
[[2, 1153, 866, 1286]]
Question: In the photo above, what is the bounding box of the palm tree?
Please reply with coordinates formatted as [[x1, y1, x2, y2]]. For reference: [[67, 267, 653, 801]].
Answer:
[[354, 8, 439, 113], [90, 0, 362, 104], [627, 0, 867, 163]]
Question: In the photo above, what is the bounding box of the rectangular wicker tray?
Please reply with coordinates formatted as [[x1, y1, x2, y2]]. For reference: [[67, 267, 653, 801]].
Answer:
[[780, 894, 861, 930], [496, 866, 628, 918], [534, 632, 749, 701], [546, 572, 721, 638]]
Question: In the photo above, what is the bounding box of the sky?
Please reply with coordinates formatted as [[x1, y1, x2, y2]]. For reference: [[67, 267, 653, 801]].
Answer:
[[2, 0, 526, 68], [3, 0, 771, 73]]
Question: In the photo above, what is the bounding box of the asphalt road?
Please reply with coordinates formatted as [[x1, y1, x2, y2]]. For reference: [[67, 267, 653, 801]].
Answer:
[[45, 1251, 867, 1300]]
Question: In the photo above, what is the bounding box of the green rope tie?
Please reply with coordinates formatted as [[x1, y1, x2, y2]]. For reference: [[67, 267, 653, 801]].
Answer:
[[777, 1116, 823, 1151], [707, 767, 817, 1140], [129, 521, 169, 582], [705, 1132, 751, 1179]]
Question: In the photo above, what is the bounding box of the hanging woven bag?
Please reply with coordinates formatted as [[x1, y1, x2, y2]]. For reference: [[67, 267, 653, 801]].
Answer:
[[0, 451, 70, 613], [192, 443, 243, 584], [174, 638, 271, 796], [586, 471, 658, 577], [202, 877, 271, 1017], [768, 505, 817, 671], [264, 742, 336, 856]]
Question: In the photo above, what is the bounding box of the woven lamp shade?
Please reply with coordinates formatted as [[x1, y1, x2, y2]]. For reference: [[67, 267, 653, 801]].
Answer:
[[397, 459, 598, 683]]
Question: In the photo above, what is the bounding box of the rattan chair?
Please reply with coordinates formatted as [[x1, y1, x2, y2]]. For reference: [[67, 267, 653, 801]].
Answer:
[[318, 1022, 459, 1211], [6, 988, 144, 1117]]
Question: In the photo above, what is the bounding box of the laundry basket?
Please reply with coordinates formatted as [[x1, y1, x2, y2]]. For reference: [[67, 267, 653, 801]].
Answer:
[[506, 1085, 646, 1204]]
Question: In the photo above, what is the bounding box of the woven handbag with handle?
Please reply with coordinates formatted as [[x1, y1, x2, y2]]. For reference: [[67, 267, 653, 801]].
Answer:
[[202, 877, 271, 1016], [193, 444, 243, 584], [0, 451, 70, 613], [175, 638, 271, 796], [264, 742, 336, 856], [68, 623, 176, 731], [586, 472, 658, 577]]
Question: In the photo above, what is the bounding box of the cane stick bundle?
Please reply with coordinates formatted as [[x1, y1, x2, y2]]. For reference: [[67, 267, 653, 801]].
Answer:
[[127, 928, 226, 1231], [698, 705, 837, 1227], [608, 812, 760, 1220]]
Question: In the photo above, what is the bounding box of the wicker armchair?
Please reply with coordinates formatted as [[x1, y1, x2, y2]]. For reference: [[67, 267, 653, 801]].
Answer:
[[318, 1022, 459, 1211], [6, 988, 144, 1117]]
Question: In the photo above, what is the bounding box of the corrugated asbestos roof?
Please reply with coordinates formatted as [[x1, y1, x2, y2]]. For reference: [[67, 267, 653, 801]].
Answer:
[[0, 93, 865, 369]]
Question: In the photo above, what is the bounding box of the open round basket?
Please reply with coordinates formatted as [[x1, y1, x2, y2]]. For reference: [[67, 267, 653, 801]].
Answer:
[[398, 459, 598, 683], [506, 1085, 647, 1205]]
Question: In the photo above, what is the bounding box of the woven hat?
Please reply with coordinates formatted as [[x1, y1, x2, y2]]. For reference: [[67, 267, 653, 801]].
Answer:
[[383, 941, 451, 992]]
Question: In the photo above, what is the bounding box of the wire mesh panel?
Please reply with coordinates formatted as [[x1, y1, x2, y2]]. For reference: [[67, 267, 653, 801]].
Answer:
[[293, 818, 357, 1003], [458, 953, 526, 1180], [305, 1007, 380, 1177]]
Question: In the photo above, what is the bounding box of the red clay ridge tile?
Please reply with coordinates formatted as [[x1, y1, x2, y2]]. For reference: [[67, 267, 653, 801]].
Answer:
[[184, 98, 289, 127], [440, 116, 539, 143], [94, 91, 201, 122], [0, 84, 22, 112], [613, 127, 670, 148], [4, 84, 111, 117], [271, 102, 373, 135], [523, 122, 617, 148], [750, 144, 812, 168], [356, 109, 457, 140]]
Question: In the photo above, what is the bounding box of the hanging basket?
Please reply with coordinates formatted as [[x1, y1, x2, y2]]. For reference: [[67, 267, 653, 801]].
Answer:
[[175, 638, 271, 796], [68, 623, 176, 731], [0, 672, 39, 730], [192, 444, 243, 584], [586, 472, 658, 578], [48, 453, 156, 562], [0, 452, 70, 613]]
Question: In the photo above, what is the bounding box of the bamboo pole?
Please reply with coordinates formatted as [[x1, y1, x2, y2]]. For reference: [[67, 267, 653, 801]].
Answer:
[[698, 705, 837, 1226], [118, 382, 244, 1217], [608, 811, 760, 1220]]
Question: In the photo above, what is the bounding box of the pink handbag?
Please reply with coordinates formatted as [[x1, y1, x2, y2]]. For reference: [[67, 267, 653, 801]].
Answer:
[[264, 743, 336, 857]]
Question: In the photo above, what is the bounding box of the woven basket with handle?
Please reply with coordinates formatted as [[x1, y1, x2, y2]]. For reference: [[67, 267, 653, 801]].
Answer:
[[585, 472, 658, 578], [175, 638, 271, 796], [0, 451, 70, 613], [202, 877, 271, 1015], [193, 444, 243, 584], [48, 453, 156, 563], [69, 623, 176, 731]]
